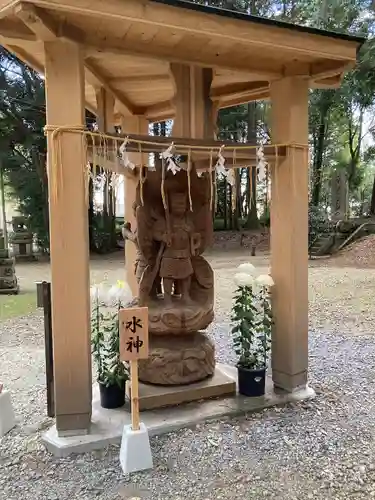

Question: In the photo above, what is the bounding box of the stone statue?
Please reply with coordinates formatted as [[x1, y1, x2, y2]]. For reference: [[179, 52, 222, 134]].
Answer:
[[152, 190, 201, 305], [125, 166, 215, 385]]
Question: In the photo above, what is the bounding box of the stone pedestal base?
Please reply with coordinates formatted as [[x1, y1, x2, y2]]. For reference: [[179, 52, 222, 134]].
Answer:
[[0, 256, 18, 294], [138, 332, 215, 385], [127, 366, 236, 411], [120, 422, 153, 474]]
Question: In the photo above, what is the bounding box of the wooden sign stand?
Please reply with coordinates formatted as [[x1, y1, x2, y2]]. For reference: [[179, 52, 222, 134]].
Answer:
[[119, 306, 153, 474], [130, 360, 140, 431]]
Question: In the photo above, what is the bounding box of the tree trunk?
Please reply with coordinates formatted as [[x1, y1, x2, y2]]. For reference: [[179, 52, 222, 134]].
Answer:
[[312, 98, 330, 206], [370, 175, 375, 215], [223, 177, 228, 230], [233, 169, 241, 230], [88, 171, 95, 251], [244, 102, 259, 228], [229, 184, 233, 230], [103, 176, 109, 216]]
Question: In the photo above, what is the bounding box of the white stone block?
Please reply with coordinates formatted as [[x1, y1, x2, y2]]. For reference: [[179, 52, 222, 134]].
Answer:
[[0, 391, 16, 437], [120, 422, 153, 474]]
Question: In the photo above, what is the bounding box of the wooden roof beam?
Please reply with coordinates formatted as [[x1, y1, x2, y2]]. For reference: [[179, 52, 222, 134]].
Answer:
[[145, 81, 278, 120], [312, 75, 343, 89], [0, 18, 36, 40], [210, 81, 269, 100], [144, 100, 173, 122], [13, 2, 138, 115], [14, 2, 58, 41], [310, 60, 353, 80], [220, 89, 270, 108]]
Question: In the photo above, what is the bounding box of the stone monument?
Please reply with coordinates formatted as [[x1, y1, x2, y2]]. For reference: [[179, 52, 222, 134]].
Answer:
[[0, 229, 18, 294], [124, 165, 235, 408], [9, 216, 35, 261], [331, 168, 348, 221]]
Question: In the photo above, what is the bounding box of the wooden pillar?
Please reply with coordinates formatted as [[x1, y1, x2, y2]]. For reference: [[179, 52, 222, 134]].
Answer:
[[96, 87, 115, 133], [270, 77, 309, 393], [121, 115, 148, 296], [170, 64, 214, 138], [44, 41, 91, 434]]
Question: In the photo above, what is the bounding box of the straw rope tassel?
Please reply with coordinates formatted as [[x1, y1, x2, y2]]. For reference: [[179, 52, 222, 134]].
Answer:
[[83, 134, 90, 206], [249, 164, 253, 213], [291, 144, 296, 201], [104, 136, 110, 205], [50, 128, 63, 203], [209, 149, 214, 212], [272, 145, 279, 211], [187, 149, 193, 212], [92, 131, 97, 182], [139, 143, 145, 207], [161, 156, 167, 210]]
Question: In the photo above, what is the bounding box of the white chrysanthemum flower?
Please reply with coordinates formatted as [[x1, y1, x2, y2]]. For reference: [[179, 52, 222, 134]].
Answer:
[[234, 272, 254, 287], [237, 262, 256, 276], [255, 274, 274, 287], [107, 280, 133, 305], [90, 283, 106, 304]]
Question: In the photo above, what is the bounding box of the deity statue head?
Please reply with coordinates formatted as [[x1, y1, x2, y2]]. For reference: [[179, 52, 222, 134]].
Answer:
[[169, 191, 187, 216]]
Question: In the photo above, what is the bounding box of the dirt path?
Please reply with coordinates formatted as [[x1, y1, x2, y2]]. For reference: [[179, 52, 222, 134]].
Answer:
[[11, 250, 375, 335]]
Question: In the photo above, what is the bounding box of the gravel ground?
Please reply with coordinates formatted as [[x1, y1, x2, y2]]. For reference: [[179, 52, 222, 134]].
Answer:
[[2, 254, 375, 499], [2, 312, 375, 499], [331, 234, 375, 268]]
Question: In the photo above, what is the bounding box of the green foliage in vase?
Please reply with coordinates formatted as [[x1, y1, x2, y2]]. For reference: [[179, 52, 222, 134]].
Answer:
[[91, 283, 131, 388], [231, 266, 273, 370]]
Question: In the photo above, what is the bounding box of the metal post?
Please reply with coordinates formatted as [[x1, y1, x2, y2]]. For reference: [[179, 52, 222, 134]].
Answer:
[[36, 281, 55, 418]]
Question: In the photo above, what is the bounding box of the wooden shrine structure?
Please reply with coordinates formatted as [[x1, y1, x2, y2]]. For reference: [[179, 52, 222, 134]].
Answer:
[[0, 0, 364, 435]]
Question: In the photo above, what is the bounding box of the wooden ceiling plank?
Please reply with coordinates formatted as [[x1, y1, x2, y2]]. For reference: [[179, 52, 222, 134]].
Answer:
[[108, 74, 170, 84], [13, 3, 138, 115], [82, 34, 283, 77], [84, 58, 140, 115]]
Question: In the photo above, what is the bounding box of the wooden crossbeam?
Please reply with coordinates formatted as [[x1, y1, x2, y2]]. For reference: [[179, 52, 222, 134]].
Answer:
[[85, 132, 287, 167], [89, 131, 285, 152]]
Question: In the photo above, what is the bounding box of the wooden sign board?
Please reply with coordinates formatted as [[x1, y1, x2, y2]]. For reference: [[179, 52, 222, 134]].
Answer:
[[119, 307, 149, 361]]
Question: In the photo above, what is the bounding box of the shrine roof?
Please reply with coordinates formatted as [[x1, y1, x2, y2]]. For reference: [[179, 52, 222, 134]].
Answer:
[[0, 0, 365, 122], [151, 0, 366, 45]]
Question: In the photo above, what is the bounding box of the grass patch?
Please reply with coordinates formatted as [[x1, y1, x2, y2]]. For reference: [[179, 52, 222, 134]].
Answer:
[[0, 292, 37, 321]]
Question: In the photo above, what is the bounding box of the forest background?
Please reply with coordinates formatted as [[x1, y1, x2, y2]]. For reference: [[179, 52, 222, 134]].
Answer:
[[1, 0, 375, 254]]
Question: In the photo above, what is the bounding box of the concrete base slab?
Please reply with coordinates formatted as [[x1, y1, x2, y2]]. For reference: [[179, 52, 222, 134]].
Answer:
[[0, 391, 16, 437], [58, 428, 90, 438], [42, 364, 315, 457], [129, 366, 236, 411], [119, 422, 153, 474]]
